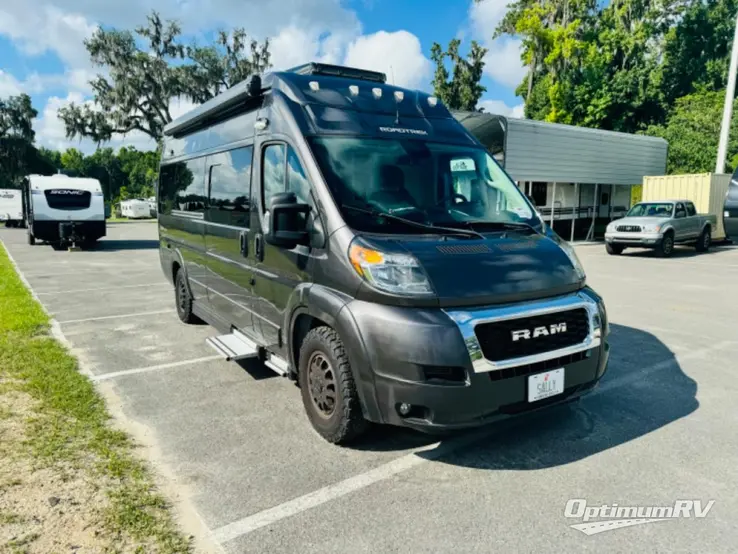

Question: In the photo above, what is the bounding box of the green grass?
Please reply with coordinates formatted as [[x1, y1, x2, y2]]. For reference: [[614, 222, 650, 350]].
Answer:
[[0, 243, 191, 553]]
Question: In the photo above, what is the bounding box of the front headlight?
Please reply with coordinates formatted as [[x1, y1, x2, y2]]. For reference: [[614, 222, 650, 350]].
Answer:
[[559, 240, 586, 283], [642, 224, 661, 233], [348, 238, 434, 296]]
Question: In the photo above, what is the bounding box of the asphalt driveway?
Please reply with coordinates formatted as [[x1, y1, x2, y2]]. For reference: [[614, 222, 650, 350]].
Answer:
[[2, 221, 737, 553]]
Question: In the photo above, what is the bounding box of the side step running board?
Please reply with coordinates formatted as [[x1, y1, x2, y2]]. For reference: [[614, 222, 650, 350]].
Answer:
[[206, 329, 258, 362], [265, 355, 289, 377]]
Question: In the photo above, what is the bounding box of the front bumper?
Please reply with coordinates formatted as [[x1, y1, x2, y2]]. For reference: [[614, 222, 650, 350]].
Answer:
[[344, 289, 609, 432], [605, 232, 662, 247]]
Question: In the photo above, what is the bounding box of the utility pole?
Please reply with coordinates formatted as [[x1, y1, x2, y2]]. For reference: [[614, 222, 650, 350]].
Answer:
[[716, 12, 738, 174]]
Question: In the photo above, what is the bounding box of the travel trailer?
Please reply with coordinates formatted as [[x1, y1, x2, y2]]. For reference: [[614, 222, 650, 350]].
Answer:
[[0, 188, 24, 227], [23, 174, 106, 247], [158, 62, 610, 443], [120, 199, 152, 219]]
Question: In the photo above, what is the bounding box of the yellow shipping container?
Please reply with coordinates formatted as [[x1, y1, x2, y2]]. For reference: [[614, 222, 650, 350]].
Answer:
[[642, 173, 730, 240]]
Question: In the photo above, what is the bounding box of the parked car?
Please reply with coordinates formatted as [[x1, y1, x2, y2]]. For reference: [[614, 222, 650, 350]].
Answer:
[[158, 62, 610, 444], [604, 200, 716, 257]]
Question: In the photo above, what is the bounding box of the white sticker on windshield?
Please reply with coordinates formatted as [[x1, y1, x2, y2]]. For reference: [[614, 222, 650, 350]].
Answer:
[[450, 158, 476, 172]]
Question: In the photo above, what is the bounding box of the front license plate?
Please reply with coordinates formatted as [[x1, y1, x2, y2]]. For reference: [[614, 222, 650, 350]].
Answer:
[[528, 368, 564, 403]]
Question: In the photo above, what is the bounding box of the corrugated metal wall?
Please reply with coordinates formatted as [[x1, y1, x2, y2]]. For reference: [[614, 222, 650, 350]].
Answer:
[[504, 119, 668, 185], [642, 173, 730, 239]]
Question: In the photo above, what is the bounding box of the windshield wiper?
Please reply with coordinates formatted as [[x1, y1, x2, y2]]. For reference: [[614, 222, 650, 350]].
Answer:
[[341, 204, 484, 239], [449, 220, 540, 235]]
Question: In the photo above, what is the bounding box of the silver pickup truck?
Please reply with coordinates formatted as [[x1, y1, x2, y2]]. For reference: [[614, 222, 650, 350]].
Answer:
[[604, 199, 716, 257]]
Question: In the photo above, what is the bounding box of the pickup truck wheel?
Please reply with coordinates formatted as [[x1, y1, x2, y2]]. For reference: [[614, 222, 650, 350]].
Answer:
[[174, 268, 200, 324], [656, 232, 674, 257], [606, 243, 624, 255], [695, 228, 711, 252], [298, 326, 368, 444]]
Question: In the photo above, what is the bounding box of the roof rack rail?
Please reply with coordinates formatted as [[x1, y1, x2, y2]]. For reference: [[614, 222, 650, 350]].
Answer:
[[288, 62, 386, 84], [164, 74, 263, 137]]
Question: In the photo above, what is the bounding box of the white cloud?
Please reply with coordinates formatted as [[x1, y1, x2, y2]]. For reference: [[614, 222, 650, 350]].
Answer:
[[344, 31, 432, 90], [468, 0, 526, 89], [483, 39, 526, 89], [0, 71, 23, 97], [0, 4, 95, 69], [33, 93, 155, 154], [479, 99, 525, 118], [7, 0, 434, 154]]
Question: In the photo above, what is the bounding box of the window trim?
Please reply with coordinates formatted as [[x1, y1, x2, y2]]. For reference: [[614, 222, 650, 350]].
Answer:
[[260, 141, 313, 212], [205, 146, 254, 227]]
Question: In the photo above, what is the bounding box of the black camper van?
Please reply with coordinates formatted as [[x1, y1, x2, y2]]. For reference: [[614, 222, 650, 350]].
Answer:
[[157, 63, 610, 443]]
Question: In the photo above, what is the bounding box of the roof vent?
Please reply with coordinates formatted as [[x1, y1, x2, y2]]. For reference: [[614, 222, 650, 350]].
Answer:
[[372, 87, 382, 99], [394, 91, 404, 102]]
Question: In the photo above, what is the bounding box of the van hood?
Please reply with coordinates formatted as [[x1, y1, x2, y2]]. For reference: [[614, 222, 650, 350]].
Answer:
[[363, 231, 584, 308]]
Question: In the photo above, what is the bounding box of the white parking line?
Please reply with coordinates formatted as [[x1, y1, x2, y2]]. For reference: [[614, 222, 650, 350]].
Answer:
[[22, 268, 158, 278], [57, 309, 173, 325], [36, 282, 170, 296], [92, 355, 222, 382], [211, 339, 735, 545], [211, 427, 494, 545]]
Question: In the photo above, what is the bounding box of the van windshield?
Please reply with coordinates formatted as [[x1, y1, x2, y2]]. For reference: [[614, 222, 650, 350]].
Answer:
[[308, 137, 539, 234]]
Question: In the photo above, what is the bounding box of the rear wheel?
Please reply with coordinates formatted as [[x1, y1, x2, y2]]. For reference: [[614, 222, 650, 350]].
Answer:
[[656, 232, 674, 257], [695, 228, 711, 252], [174, 268, 199, 324], [298, 326, 368, 444], [606, 243, 624, 255]]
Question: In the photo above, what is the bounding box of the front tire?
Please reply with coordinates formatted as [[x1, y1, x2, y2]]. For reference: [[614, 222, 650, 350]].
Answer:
[[606, 243, 624, 255], [298, 326, 368, 444], [656, 232, 674, 257], [174, 268, 199, 324], [695, 228, 711, 252]]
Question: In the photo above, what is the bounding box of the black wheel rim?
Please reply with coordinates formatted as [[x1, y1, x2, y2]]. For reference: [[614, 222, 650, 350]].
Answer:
[[703, 233, 710, 248], [664, 237, 673, 254], [176, 277, 188, 315], [307, 352, 337, 419]]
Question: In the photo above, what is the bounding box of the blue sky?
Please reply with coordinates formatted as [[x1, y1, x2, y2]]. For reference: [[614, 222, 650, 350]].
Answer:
[[0, 0, 524, 153]]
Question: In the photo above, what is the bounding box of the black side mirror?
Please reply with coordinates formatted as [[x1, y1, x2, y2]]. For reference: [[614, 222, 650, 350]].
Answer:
[[265, 192, 310, 249]]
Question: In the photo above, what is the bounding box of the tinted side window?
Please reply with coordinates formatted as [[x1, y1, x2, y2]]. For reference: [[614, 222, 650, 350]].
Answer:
[[675, 203, 686, 217], [263, 144, 286, 209], [207, 147, 253, 226], [160, 159, 206, 214], [686, 202, 696, 217]]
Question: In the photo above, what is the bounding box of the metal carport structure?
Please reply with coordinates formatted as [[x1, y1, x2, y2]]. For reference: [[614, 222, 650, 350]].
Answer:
[[453, 111, 668, 240]]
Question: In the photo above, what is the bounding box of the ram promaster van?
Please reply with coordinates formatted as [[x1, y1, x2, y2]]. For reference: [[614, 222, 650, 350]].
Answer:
[[23, 174, 106, 248], [158, 63, 610, 443]]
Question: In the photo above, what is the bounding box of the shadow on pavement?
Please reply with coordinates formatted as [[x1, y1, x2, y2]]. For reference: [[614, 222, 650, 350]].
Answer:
[[621, 243, 736, 259], [357, 323, 699, 468], [89, 239, 160, 251]]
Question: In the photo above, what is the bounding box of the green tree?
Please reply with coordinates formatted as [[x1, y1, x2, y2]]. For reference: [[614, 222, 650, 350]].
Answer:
[[431, 39, 488, 111], [0, 93, 39, 187], [644, 90, 738, 174], [60, 148, 86, 176], [59, 11, 271, 144]]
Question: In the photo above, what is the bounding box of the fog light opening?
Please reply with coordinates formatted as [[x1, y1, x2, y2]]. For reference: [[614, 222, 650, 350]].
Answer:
[[398, 403, 412, 416]]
